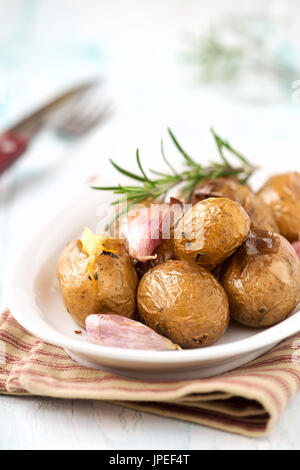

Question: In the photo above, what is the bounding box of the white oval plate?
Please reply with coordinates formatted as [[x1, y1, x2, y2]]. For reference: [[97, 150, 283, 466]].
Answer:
[[5, 187, 300, 380]]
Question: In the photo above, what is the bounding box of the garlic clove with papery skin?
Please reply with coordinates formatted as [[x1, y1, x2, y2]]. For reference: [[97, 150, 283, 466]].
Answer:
[[86, 314, 179, 350], [292, 241, 300, 260], [119, 198, 186, 263]]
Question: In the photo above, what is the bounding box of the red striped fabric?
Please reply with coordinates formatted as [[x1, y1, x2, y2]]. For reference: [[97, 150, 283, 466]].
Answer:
[[1, 310, 300, 437]]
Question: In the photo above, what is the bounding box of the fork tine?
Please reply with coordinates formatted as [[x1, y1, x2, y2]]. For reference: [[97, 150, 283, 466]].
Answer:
[[56, 102, 113, 137], [53, 81, 113, 137], [76, 102, 113, 131], [57, 97, 104, 130]]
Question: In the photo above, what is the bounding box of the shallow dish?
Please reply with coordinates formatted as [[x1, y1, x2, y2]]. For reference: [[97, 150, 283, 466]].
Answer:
[[6, 187, 300, 380]]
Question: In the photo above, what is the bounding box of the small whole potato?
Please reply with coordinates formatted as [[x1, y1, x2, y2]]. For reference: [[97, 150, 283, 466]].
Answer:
[[191, 177, 278, 233], [137, 260, 229, 348], [172, 197, 251, 270], [57, 238, 138, 328], [258, 172, 300, 241], [221, 231, 300, 328]]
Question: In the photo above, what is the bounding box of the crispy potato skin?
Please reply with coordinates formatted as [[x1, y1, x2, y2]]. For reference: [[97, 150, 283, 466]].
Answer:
[[172, 197, 251, 271], [137, 260, 229, 348], [221, 231, 300, 327], [258, 172, 300, 241], [57, 239, 138, 328], [191, 177, 278, 233]]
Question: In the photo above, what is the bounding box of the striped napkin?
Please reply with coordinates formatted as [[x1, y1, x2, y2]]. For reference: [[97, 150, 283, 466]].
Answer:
[[1, 310, 300, 437]]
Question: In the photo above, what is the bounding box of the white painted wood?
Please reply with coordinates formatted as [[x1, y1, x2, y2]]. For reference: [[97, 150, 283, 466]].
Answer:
[[0, 394, 300, 450]]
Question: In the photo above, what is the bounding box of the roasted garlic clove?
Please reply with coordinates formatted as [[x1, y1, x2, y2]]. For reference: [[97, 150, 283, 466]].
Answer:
[[86, 314, 179, 350]]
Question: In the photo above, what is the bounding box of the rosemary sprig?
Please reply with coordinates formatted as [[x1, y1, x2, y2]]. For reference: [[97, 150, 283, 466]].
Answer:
[[92, 129, 255, 225]]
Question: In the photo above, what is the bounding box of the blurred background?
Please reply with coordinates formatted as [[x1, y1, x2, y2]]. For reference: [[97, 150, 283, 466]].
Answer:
[[0, 0, 300, 311]]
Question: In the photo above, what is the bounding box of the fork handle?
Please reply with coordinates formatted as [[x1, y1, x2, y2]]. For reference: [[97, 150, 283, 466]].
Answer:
[[0, 131, 29, 175]]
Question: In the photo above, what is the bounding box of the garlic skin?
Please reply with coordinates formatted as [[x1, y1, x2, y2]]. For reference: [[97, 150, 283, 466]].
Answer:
[[119, 203, 170, 262], [292, 241, 300, 260], [119, 199, 186, 263], [85, 314, 179, 350]]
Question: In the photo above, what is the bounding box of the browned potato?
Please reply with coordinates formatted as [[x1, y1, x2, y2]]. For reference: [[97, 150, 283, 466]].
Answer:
[[135, 239, 175, 278], [172, 197, 251, 271], [137, 260, 229, 348], [191, 177, 278, 232], [57, 237, 138, 328], [258, 172, 300, 241], [221, 231, 300, 328]]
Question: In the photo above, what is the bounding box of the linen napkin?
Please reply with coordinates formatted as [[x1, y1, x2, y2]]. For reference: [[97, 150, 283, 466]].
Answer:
[[1, 310, 300, 437]]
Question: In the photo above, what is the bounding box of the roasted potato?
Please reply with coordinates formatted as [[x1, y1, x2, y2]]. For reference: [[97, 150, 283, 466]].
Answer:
[[221, 231, 300, 327], [137, 260, 229, 348], [191, 177, 278, 233], [57, 232, 138, 327], [258, 172, 300, 241], [172, 197, 251, 271]]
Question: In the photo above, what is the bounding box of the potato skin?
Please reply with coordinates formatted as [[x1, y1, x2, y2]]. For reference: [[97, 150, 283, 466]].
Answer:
[[137, 260, 229, 348], [258, 172, 300, 241], [172, 197, 251, 271], [57, 239, 138, 327], [191, 177, 278, 233], [221, 231, 300, 327]]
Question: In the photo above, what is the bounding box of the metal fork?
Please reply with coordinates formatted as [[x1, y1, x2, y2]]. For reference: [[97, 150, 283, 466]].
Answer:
[[0, 79, 113, 175], [53, 84, 113, 138]]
